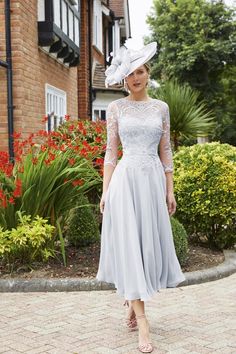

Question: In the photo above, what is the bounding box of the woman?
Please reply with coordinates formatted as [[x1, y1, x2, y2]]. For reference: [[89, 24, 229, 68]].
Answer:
[[96, 42, 185, 353]]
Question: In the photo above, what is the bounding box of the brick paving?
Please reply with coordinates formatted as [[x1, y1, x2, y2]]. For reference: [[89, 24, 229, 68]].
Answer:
[[0, 273, 235, 354]]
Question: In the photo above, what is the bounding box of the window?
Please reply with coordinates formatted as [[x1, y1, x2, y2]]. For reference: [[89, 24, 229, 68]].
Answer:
[[45, 84, 67, 131], [51, 0, 80, 44], [93, 0, 103, 52], [38, 0, 80, 66], [93, 109, 106, 121]]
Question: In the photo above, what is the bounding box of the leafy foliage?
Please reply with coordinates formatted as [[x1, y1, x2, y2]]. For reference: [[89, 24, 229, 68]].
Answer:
[[173, 142, 236, 249], [147, 0, 236, 90], [151, 80, 215, 148], [0, 119, 104, 230], [147, 0, 236, 143], [171, 216, 188, 265], [0, 212, 55, 268], [65, 194, 100, 248]]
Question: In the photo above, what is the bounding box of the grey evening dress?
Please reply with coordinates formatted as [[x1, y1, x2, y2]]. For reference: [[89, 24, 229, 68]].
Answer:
[[96, 97, 185, 302]]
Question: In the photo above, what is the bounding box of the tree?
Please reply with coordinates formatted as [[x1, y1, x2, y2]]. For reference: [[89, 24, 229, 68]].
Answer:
[[150, 80, 215, 149], [146, 0, 236, 143]]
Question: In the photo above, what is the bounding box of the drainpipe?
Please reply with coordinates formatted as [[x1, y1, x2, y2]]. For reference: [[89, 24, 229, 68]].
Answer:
[[0, 0, 14, 160], [88, 0, 93, 119]]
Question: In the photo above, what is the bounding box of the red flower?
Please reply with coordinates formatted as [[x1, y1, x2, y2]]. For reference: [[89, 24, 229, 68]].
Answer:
[[95, 126, 102, 134], [68, 124, 75, 132], [65, 114, 70, 121], [0, 189, 5, 200], [44, 158, 51, 165], [12, 132, 21, 139], [42, 115, 48, 123], [72, 179, 84, 186], [49, 152, 56, 161], [37, 130, 48, 137], [8, 197, 15, 204], [77, 122, 84, 129], [41, 145, 47, 152], [95, 136, 102, 143], [72, 145, 80, 152], [15, 156, 22, 163], [1, 195, 7, 208], [13, 179, 22, 198], [80, 148, 88, 158], [32, 157, 38, 165], [18, 165, 24, 173], [95, 158, 104, 166], [68, 158, 76, 166]]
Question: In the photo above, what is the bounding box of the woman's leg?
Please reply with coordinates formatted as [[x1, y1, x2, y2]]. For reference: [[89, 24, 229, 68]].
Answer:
[[127, 300, 136, 318], [131, 300, 153, 352]]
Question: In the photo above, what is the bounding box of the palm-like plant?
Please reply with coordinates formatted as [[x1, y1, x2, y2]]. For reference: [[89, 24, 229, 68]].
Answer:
[[150, 80, 216, 149]]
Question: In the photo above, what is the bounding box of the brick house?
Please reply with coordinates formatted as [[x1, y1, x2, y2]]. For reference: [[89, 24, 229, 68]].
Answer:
[[0, 0, 83, 155], [92, 0, 131, 121], [0, 0, 130, 156]]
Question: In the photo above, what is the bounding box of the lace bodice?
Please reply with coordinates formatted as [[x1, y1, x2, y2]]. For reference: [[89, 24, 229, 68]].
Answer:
[[104, 97, 173, 173]]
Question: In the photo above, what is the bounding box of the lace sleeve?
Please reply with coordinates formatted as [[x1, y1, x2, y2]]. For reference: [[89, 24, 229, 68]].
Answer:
[[104, 101, 120, 167], [159, 102, 174, 173]]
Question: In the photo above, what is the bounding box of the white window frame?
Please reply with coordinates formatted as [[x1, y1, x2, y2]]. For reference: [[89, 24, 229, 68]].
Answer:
[[53, 0, 61, 27], [38, 0, 45, 21], [93, 108, 107, 122], [112, 20, 120, 57], [71, 0, 80, 12], [45, 84, 67, 131], [93, 0, 103, 52]]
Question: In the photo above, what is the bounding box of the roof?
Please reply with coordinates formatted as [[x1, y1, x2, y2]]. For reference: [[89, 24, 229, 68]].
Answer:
[[93, 63, 124, 91], [109, 0, 125, 18]]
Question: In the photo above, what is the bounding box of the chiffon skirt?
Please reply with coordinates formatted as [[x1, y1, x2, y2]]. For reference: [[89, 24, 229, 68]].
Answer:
[[96, 154, 186, 302]]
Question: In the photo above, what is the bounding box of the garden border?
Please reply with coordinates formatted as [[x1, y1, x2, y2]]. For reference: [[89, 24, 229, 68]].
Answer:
[[0, 250, 235, 293]]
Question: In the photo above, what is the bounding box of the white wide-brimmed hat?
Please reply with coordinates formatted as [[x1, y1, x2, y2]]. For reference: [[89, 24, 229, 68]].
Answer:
[[105, 42, 157, 87]]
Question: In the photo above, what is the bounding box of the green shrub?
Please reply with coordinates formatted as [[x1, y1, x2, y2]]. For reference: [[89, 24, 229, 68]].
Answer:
[[65, 194, 100, 248], [171, 217, 188, 265], [174, 142, 236, 249], [0, 212, 55, 267]]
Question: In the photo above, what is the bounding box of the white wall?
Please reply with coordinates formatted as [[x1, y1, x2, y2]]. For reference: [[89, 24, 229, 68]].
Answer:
[[92, 92, 125, 121]]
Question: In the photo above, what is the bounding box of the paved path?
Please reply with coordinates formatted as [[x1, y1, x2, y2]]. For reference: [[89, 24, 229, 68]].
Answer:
[[0, 274, 235, 354]]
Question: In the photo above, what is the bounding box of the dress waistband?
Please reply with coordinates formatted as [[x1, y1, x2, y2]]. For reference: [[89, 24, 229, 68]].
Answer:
[[123, 151, 158, 157]]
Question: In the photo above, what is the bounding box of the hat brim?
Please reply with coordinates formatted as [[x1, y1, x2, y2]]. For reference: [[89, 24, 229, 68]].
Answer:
[[124, 42, 157, 78]]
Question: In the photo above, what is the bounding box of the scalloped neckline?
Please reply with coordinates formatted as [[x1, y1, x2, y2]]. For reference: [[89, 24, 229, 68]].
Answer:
[[124, 97, 154, 103]]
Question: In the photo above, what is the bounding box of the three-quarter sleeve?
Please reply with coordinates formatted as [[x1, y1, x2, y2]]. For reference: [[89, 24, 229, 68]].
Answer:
[[159, 102, 174, 173], [104, 102, 120, 167]]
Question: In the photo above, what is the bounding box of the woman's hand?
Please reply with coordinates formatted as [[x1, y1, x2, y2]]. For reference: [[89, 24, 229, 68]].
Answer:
[[100, 192, 107, 214], [166, 192, 177, 216]]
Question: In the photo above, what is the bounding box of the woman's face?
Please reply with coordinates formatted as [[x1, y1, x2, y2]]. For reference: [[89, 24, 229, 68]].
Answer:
[[125, 65, 149, 93]]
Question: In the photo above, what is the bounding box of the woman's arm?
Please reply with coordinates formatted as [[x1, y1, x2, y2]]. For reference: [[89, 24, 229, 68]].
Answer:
[[159, 102, 176, 216], [100, 102, 120, 213], [165, 172, 176, 216]]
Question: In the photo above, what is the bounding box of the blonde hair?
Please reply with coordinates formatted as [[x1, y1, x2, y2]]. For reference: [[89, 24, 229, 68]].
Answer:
[[144, 62, 151, 73]]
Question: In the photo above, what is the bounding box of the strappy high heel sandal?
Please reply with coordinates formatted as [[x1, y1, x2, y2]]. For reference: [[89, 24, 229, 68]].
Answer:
[[123, 300, 137, 329], [136, 314, 153, 353]]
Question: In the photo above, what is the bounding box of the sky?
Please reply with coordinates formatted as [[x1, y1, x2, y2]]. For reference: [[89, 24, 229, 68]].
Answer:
[[125, 0, 236, 50]]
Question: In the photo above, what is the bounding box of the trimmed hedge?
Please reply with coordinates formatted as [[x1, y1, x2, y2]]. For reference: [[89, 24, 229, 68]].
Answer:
[[171, 216, 188, 265], [174, 142, 236, 249], [65, 194, 100, 248]]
